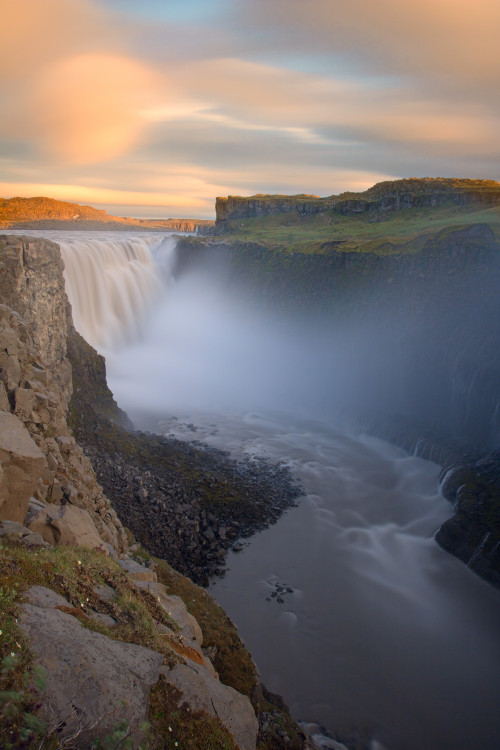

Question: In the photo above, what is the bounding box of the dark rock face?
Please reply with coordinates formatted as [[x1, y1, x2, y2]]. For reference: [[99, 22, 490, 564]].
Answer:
[[436, 455, 500, 588]]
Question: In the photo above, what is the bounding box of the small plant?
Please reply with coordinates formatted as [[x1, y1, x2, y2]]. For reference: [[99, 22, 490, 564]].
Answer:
[[0, 655, 46, 749]]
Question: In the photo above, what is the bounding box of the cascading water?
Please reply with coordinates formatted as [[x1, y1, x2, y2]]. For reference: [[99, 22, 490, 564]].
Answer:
[[8, 230, 500, 750], [57, 232, 178, 350]]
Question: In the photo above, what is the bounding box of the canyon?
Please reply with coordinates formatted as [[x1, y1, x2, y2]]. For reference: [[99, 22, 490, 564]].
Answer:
[[1, 177, 500, 749]]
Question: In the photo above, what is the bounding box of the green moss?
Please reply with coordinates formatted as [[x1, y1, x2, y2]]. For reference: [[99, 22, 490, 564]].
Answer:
[[148, 676, 238, 750], [154, 558, 259, 704], [219, 202, 500, 255]]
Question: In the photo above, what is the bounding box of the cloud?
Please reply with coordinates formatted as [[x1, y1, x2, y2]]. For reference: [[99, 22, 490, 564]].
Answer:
[[0, 0, 114, 82], [0, 181, 208, 210], [1, 0, 163, 163], [20, 54, 159, 163], [163, 58, 499, 157], [238, 0, 500, 85], [2, 0, 499, 218]]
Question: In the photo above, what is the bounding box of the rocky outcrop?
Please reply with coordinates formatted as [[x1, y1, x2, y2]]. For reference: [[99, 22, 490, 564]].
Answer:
[[27, 502, 107, 549], [0, 412, 46, 522], [19, 576, 259, 749], [20, 586, 164, 749], [215, 177, 500, 229], [0, 235, 128, 553], [435, 456, 500, 588], [0, 235, 70, 366]]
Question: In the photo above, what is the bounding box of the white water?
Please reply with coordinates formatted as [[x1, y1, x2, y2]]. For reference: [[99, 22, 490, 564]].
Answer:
[[6, 230, 177, 350], [10, 230, 500, 749]]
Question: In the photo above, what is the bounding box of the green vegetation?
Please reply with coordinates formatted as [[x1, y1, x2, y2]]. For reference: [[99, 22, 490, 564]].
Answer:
[[154, 557, 259, 703], [222, 202, 500, 254], [149, 678, 238, 750], [0, 541, 183, 748]]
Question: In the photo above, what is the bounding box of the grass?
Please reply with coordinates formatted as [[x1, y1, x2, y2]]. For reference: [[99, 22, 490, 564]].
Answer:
[[153, 558, 259, 704], [221, 202, 500, 254], [148, 677, 238, 750], [1, 539, 304, 749], [0, 541, 184, 748]]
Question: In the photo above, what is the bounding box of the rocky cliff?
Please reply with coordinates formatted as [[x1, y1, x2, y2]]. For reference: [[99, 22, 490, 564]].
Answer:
[[215, 177, 500, 229], [0, 234, 312, 750], [0, 235, 127, 552]]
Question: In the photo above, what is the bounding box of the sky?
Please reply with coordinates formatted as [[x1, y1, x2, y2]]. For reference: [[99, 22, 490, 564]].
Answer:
[[1, 0, 499, 218]]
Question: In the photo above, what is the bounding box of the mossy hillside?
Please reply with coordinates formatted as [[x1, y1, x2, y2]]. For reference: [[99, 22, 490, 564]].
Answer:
[[153, 558, 258, 702], [220, 202, 500, 254], [176, 220, 500, 323], [148, 678, 238, 750], [0, 541, 178, 748], [0, 540, 255, 749]]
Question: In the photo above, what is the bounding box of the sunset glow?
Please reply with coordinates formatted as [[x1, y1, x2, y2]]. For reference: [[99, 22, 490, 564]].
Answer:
[[1, 0, 499, 217]]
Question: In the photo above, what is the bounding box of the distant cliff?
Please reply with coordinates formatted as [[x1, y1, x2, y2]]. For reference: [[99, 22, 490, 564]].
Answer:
[[0, 196, 214, 233], [215, 177, 500, 229]]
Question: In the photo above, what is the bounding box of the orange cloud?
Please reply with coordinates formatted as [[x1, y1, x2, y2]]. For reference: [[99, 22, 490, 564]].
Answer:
[[27, 53, 160, 162], [0, 0, 111, 82], [1, 0, 164, 164]]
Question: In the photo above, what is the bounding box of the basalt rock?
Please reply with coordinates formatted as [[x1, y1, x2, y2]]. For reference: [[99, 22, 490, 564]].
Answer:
[[0, 236, 128, 553], [215, 177, 500, 230], [0, 411, 46, 522]]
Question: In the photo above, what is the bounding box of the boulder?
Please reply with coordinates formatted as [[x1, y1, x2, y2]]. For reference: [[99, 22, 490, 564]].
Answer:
[[0, 381, 9, 410], [20, 586, 163, 749], [117, 558, 158, 582], [0, 411, 46, 523], [28, 502, 107, 549], [133, 581, 203, 646], [161, 658, 258, 750], [0, 520, 49, 547]]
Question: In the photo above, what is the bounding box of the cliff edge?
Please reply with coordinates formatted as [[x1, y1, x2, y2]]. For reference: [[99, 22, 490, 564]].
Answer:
[[0, 234, 312, 750]]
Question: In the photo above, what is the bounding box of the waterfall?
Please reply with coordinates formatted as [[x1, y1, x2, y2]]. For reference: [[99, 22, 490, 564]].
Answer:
[[58, 233, 177, 351]]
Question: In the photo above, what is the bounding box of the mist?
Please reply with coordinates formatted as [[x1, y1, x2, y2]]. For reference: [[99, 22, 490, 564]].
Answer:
[[50, 229, 500, 750], [104, 234, 500, 457], [99, 237, 399, 424]]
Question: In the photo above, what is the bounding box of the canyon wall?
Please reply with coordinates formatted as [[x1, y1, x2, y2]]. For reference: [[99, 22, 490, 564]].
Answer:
[[215, 177, 500, 229], [0, 235, 127, 552]]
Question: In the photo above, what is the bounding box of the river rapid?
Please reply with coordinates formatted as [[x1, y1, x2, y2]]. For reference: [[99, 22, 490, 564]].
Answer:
[[11, 230, 500, 750], [152, 410, 500, 750]]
